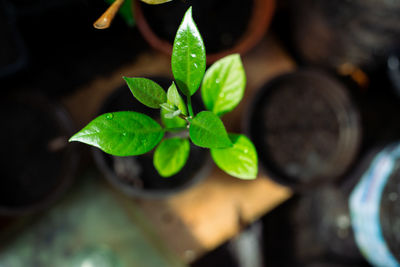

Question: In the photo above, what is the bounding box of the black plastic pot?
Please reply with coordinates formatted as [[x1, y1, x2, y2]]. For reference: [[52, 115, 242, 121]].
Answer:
[[0, 93, 78, 216], [261, 191, 370, 266], [8, 0, 82, 16], [1, 0, 147, 97], [388, 51, 400, 97], [0, 0, 27, 78], [92, 77, 211, 198], [288, 0, 400, 71], [245, 70, 362, 190]]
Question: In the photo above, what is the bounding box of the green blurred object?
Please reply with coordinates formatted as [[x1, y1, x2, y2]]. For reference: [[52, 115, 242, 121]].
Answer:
[[0, 170, 185, 267], [105, 0, 135, 27]]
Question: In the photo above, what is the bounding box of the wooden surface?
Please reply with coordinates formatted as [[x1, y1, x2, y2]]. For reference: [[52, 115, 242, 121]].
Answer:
[[62, 35, 295, 263]]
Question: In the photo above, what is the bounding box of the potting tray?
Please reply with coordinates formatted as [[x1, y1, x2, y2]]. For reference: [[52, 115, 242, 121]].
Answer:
[[62, 35, 294, 263]]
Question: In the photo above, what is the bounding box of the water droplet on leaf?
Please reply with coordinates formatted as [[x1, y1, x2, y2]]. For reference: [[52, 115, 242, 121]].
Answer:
[[106, 114, 114, 119], [191, 53, 196, 58]]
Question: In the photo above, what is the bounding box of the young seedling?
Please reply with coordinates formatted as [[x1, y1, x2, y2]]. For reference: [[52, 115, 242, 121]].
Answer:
[[71, 7, 258, 180]]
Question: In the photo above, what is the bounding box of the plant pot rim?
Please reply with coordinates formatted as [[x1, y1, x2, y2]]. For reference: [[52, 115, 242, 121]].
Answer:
[[243, 69, 362, 191], [0, 92, 79, 216], [91, 81, 212, 199], [92, 148, 212, 199], [133, 0, 275, 64]]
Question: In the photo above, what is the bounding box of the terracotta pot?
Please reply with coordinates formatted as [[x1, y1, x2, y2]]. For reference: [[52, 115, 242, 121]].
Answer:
[[133, 0, 275, 64], [245, 69, 362, 190]]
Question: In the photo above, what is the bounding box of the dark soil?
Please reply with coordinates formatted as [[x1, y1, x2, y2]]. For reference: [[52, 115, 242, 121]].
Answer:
[[95, 77, 209, 195], [263, 80, 340, 181], [248, 71, 360, 188], [0, 96, 66, 210], [380, 159, 400, 262], [140, 0, 253, 54]]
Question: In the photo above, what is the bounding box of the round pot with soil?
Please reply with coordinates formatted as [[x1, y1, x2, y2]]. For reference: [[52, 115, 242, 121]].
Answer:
[[92, 77, 212, 198], [134, 0, 275, 63], [288, 0, 400, 71], [245, 70, 362, 190], [0, 93, 79, 216]]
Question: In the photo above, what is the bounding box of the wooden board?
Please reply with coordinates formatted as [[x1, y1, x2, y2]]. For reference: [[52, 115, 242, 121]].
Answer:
[[62, 35, 295, 263]]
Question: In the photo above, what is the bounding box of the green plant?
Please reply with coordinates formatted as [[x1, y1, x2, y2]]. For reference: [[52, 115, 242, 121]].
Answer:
[[70, 7, 258, 179]]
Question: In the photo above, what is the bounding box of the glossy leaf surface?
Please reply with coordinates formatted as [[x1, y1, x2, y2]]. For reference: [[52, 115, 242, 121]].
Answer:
[[211, 134, 258, 179], [154, 138, 190, 177], [171, 7, 206, 96], [189, 111, 231, 148], [167, 82, 187, 115], [202, 54, 246, 116], [69, 111, 164, 156], [161, 82, 188, 128], [123, 77, 167, 108], [161, 109, 186, 129]]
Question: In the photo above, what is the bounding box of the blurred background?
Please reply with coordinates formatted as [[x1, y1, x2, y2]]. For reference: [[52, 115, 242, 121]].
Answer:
[[1, 0, 400, 266]]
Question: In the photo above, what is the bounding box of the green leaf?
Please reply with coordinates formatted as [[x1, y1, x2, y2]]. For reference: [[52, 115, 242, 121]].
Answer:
[[160, 103, 178, 113], [189, 111, 232, 148], [69, 111, 164, 156], [211, 134, 258, 180], [123, 77, 167, 108], [160, 82, 188, 129], [160, 103, 181, 119], [154, 138, 190, 177], [167, 82, 187, 115], [171, 7, 206, 96], [201, 54, 246, 116], [161, 109, 187, 129]]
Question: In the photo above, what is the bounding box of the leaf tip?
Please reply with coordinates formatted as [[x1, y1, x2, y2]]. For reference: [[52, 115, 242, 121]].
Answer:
[[68, 134, 79, 143]]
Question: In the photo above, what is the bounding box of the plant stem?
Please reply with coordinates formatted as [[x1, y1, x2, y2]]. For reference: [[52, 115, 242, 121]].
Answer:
[[187, 96, 194, 118], [93, 0, 125, 29]]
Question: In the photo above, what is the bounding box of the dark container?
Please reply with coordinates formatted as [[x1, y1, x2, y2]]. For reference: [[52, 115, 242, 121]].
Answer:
[[261, 189, 370, 266], [1, 0, 147, 97], [134, 0, 275, 63], [92, 77, 211, 198], [246, 70, 361, 190], [0, 0, 27, 78], [0, 93, 78, 216], [288, 0, 400, 71]]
